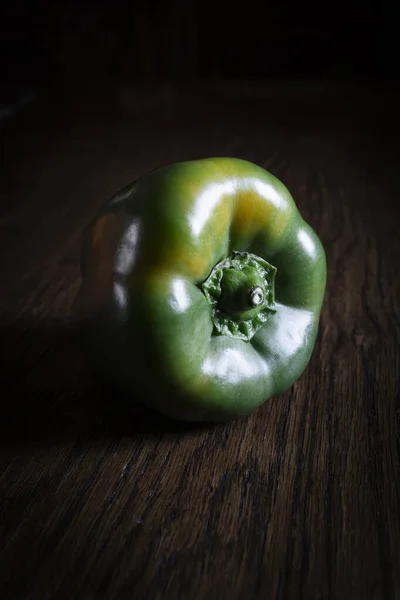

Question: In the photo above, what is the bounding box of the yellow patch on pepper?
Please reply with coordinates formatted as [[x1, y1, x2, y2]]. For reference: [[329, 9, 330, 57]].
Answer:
[[231, 189, 292, 244]]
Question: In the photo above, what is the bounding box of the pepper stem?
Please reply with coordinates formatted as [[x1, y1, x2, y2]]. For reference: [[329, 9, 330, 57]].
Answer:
[[201, 251, 277, 342], [249, 286, 264, 307]]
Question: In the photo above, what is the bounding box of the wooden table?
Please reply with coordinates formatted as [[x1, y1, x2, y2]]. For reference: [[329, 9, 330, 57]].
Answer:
[[1, 82, 399, 600]]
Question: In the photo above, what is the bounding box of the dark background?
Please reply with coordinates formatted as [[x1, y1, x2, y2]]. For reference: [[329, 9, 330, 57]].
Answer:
[[0, 0, 397, 100]]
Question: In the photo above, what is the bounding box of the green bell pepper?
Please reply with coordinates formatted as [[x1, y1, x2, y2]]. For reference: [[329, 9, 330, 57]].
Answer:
[[74, 158, 326, 422]]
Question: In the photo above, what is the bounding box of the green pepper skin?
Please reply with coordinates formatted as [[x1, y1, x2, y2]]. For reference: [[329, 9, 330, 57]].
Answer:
[[74, 158, 326, 422]]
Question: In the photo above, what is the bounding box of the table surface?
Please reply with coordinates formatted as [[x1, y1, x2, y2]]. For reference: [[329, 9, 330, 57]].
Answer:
[[1, 81, 399, 600]]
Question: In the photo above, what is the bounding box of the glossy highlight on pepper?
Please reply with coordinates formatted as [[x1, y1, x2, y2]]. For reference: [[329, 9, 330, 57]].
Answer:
[[73, 157, 327, 422]]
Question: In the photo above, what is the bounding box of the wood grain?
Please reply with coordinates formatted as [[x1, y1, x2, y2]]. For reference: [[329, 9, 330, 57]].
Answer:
[[1, 82, 399, 600]]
